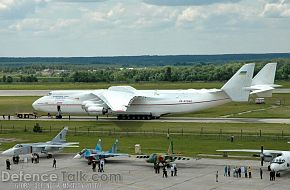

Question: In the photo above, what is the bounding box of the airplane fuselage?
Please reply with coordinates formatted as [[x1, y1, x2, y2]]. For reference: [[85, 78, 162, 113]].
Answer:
[[33, 89, 231, 118], [270, 152, 290, 173]]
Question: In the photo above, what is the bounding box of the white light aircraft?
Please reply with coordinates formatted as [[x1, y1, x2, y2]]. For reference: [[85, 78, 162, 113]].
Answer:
[[217, 144, 290, 177], [32, 63, 278, 120]]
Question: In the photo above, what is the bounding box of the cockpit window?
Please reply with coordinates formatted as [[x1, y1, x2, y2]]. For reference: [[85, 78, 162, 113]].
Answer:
[[149, 153, 157, 160], [80, 149, 86, 155], [47, 92, 52, 96], [273, 158, 286, 164], [14, 144, 23, 148]]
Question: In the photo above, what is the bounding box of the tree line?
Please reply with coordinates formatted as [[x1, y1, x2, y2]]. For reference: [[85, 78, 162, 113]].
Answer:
[[71, 62, 290, 82], [0, 62, 289, 83]]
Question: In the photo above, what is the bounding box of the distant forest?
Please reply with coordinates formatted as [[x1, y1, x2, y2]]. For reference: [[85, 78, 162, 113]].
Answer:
[[0, 54, 289, 83]]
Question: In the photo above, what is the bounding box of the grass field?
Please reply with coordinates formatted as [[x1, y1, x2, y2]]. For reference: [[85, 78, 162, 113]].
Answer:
[[0, 82, 224, 90], [0, 80, 289, 90], [0, 120, 290, 157]]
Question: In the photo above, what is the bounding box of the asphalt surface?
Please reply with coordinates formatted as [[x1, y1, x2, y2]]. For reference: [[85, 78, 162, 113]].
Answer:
[[0, 154, 289, 190]]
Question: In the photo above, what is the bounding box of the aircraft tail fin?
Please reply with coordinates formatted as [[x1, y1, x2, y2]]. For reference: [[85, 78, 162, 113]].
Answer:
[[95, 139, 102, 152], [167, 141, 173, 155], [250, 63, 279, 97], [221, 63, 255, 102], [252, 63, 277, 86], [108, 139, 118, 153], [51, 127, 68, 143]]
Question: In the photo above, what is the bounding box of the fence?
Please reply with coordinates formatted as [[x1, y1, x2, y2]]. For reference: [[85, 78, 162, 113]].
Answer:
[[0, 124, 289, 142]]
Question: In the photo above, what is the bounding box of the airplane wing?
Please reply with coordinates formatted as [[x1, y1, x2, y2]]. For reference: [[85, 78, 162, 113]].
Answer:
[[90, 153, 129, 157], [91, 86, 148, 112], [98, 87, 136, 112], [171, 155, 191, 161], [34, 143, 79, 148], [216, 149, 283, 155]]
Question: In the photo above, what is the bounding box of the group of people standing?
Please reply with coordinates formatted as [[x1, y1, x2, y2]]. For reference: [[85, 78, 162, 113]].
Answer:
[[224, 165, 252, 178], [269, 170, 276, 181], [92, 158, 105, 172], [223, 165, 278, 181], [154, 163, 177, 178]]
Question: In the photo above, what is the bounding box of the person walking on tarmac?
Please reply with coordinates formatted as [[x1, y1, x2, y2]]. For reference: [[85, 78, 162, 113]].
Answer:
[[174, 164, 177, 176], [163, 167, 168, 178], [6, 159, 11, 170], [170, 165, 174, 176], [154, 163, 158, 174], [216, 171, 219, 182], [100, 158, 105, 172], [248, 166, 252, 178], [92, 161, 96, 172], [52, 158, 56, 168], [157, 163, 160, 174]]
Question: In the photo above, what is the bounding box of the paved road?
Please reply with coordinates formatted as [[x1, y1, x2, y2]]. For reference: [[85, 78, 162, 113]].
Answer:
[[0, 88, 289, 96], [0, 90, 50, 96], [0, 154, 288, 190], [4, 115, 290, 124]]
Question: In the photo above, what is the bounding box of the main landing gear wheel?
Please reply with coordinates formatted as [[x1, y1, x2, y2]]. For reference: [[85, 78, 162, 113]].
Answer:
[[47, 154, 53, 159], [117, 115, 153, 120]]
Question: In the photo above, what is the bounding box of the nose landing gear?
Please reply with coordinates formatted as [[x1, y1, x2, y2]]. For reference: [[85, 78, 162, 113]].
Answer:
[[56, 105, 62, 119]]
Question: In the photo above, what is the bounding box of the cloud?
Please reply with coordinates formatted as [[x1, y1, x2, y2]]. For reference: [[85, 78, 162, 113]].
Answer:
[[262, 0, 290, 17], [0, 0, 48, 20], [143, 0, 241, 6], [56, 0, 107, 2]]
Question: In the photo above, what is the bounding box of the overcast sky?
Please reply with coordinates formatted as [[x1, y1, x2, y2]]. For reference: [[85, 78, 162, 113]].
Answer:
[[0, 0, 289, 56]]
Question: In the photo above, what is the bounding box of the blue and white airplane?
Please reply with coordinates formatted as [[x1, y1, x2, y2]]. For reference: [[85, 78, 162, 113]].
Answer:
[[73, 139, 128, 164]]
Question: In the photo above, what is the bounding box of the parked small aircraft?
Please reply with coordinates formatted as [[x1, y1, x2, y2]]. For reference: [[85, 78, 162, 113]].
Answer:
[[217, 144, 290, 177], [73, 139, 128, 164], [1, 127, 79, 158], [137, 141, 190, 166], [32, 63, 278, 120]]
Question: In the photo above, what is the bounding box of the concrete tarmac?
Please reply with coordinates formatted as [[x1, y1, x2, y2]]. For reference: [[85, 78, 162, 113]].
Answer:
[[0, 154, 289, 190]]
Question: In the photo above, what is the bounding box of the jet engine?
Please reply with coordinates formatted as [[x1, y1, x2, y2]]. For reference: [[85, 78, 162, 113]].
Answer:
[[87, 106, 104, 112]]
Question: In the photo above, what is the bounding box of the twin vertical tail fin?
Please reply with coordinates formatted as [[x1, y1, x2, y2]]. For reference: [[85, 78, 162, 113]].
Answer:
[[221, 63, 255, 102], [167, 141, 173, 155], [95, 139, 102, 152], [51, 127, 68, 143], [252, 63, 277, 86], [108, 139, 118, 153], [250, 63, 280, 97]]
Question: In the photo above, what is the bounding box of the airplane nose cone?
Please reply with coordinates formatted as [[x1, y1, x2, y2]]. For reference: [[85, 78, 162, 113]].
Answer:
[[32, 99, 39, 110], [73, 154, 81, 159], [2, 148, 14, 156], [270, 163, 279, 172]]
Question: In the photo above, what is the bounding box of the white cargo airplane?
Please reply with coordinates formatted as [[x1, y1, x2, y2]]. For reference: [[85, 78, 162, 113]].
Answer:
[[217, 144, 290, 177], [32, 63, 278, 120]]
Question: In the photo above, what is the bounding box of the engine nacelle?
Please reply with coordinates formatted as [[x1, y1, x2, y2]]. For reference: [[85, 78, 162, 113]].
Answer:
[[263, 153, 273, 162], [87, 106, 105, 113], [84, 103, 97, 109]]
